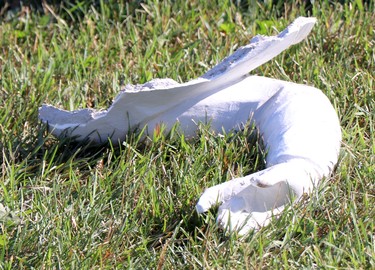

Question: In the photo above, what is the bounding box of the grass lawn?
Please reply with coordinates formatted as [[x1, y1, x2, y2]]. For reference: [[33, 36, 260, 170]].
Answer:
[[0, 0, 374, 268]]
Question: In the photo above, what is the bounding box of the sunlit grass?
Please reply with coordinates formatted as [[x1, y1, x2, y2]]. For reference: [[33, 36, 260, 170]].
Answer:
[[0, 0, 374, 268]]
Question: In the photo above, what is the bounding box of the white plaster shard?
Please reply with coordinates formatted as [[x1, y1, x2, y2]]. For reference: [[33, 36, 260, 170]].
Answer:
[[39, 17, 341, 235]]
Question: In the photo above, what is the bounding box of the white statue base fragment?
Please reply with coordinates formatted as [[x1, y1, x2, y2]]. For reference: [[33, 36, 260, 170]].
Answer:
[[39, 17, 341, 235]]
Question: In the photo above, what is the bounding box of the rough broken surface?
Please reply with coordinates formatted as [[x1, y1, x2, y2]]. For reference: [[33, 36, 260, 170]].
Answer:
[[39, 17, 341, 235]]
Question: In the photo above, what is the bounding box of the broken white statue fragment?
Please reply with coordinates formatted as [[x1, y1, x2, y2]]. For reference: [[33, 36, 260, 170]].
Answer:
[[39, 17, 341, 235]]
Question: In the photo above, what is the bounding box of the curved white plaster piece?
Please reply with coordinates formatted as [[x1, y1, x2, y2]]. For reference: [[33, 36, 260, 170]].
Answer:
[[39, 17, 341, 235]]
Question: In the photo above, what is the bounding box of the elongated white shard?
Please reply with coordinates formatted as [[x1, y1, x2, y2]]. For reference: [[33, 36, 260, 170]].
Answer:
[[39, 17, 341, 235]]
